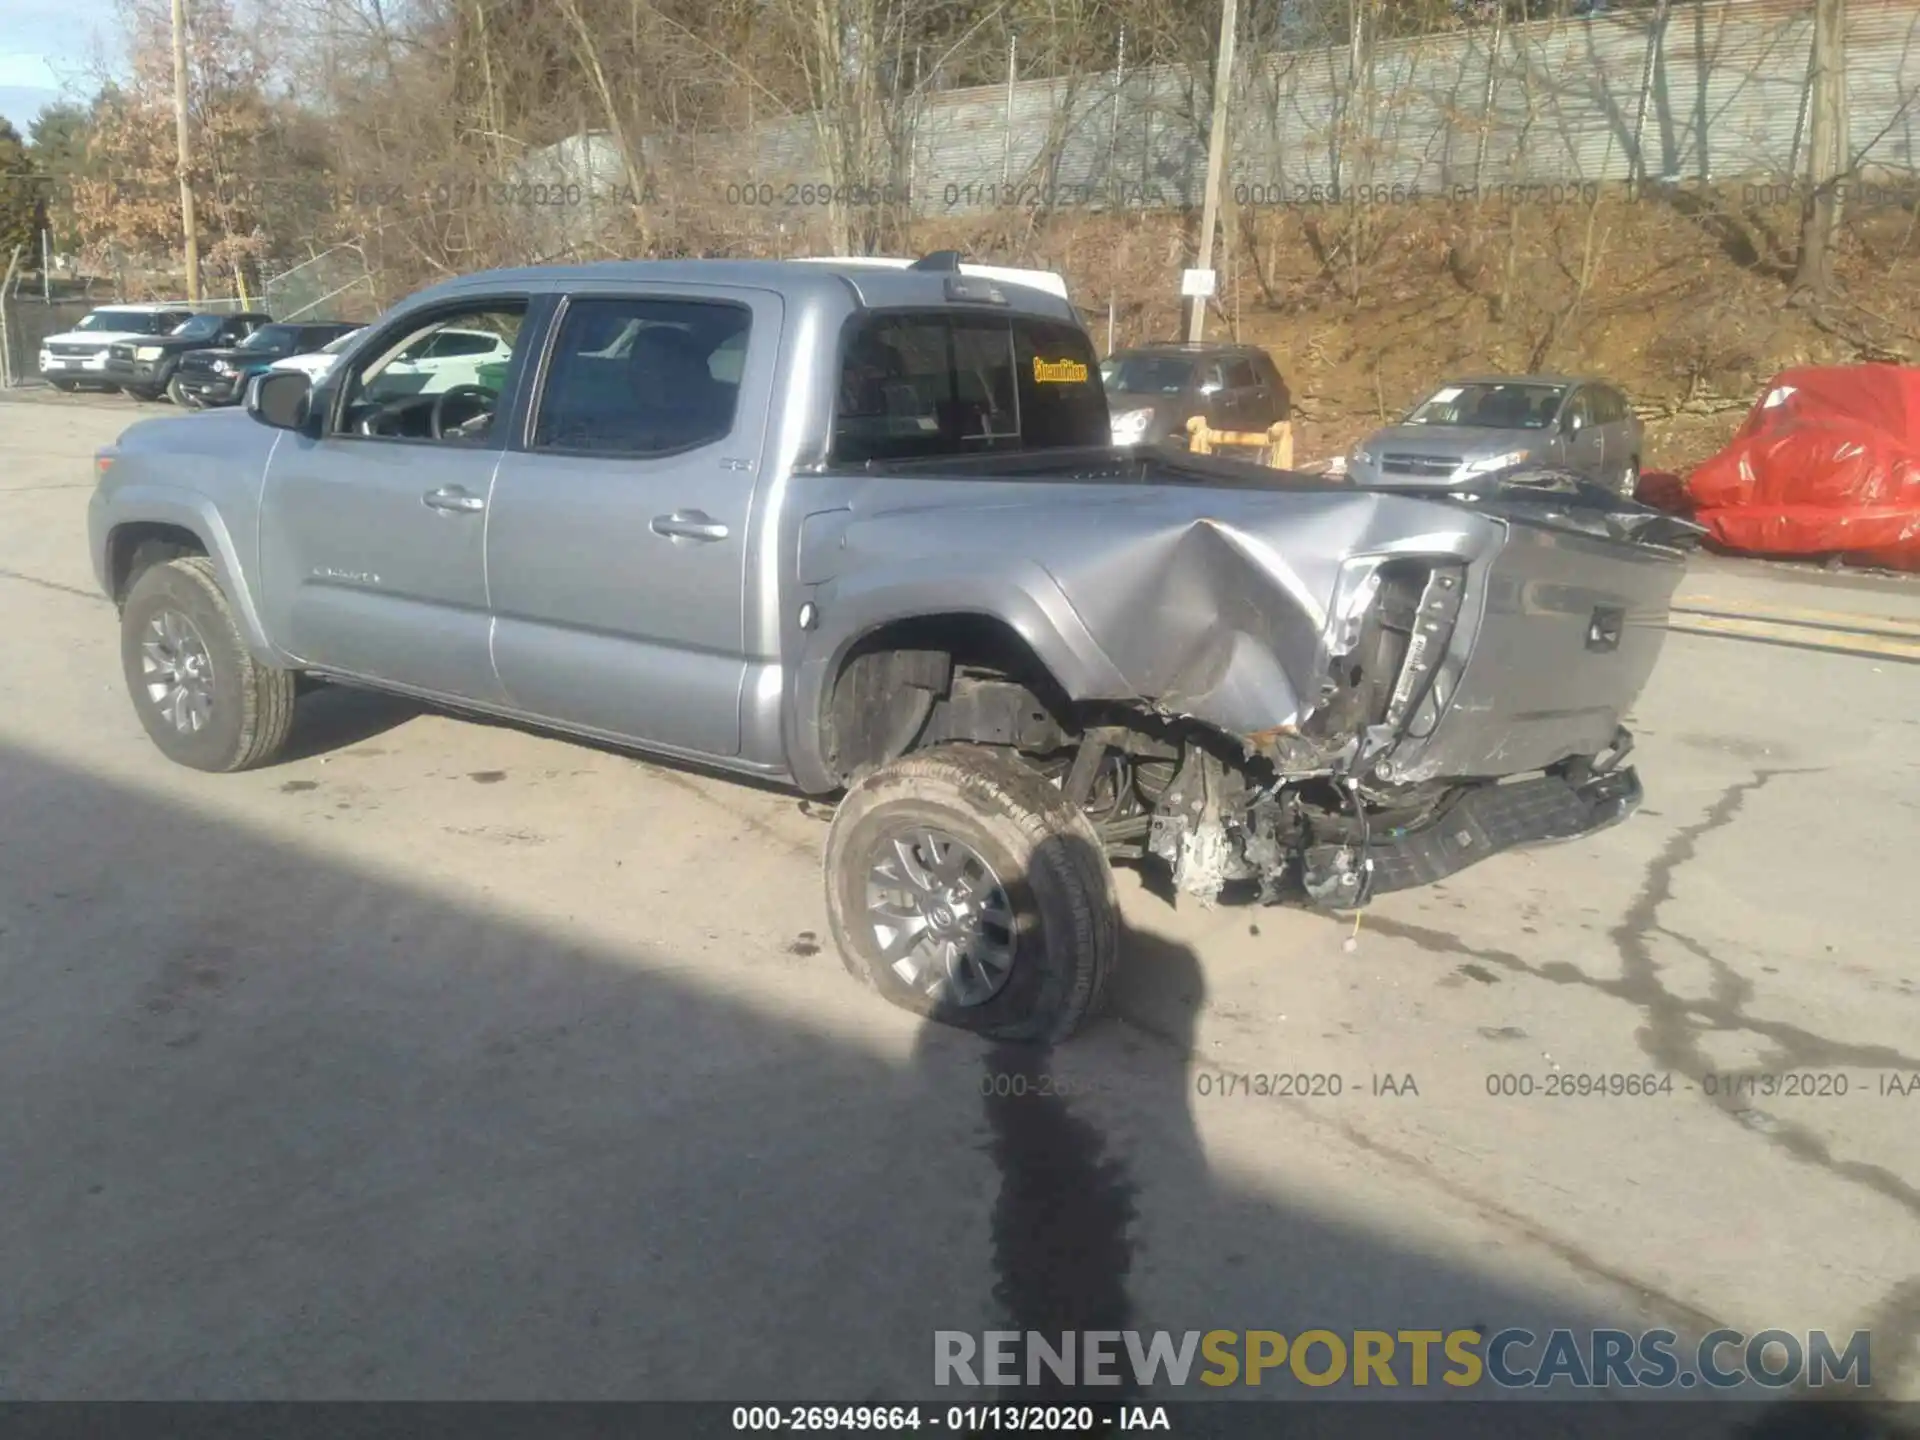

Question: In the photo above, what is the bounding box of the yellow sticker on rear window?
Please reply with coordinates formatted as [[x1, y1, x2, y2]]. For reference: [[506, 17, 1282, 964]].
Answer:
[[1032, 357, 1089, 384]]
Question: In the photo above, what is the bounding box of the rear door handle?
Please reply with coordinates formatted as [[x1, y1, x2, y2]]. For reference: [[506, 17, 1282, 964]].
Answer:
[[423, 485, 485, 514], [651, 510, 729, 543]]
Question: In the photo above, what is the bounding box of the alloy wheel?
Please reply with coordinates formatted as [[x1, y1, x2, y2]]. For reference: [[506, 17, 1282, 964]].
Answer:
[[140, 608, 216, 734], [864, 826, 1017, 1007]]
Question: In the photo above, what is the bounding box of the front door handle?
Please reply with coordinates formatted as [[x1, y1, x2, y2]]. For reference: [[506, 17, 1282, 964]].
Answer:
[[651, 510, 729, 543], [423, 485, 485, 514]]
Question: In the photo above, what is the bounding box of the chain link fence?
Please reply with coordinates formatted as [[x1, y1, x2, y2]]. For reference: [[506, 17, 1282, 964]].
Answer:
[[262, 245, 380, 323]]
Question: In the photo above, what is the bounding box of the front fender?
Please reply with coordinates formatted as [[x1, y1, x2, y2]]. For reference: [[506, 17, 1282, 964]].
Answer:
[[781, 558, 1133, 794], [91, 481, 285, 666]]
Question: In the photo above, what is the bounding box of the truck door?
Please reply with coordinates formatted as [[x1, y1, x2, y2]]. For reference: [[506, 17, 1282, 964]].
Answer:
[[484, 286, 780, 758], [256, 296, 536, 703]]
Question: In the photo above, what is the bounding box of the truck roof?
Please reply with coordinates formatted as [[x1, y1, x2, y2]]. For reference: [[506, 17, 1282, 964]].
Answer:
[[407, 258, 1080, 324], [792, 255, 1069, 301]]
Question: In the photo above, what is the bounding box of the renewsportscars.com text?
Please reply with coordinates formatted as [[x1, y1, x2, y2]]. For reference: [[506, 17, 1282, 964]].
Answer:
[[934, 1328, 1871, 1391]]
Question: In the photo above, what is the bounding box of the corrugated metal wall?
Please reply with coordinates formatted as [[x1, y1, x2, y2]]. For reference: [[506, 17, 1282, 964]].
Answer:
[[528, 0, 1917, 220]]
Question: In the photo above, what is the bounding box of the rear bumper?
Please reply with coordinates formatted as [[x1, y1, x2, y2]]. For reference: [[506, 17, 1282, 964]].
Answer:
[[1302, 762, 1642, 905]]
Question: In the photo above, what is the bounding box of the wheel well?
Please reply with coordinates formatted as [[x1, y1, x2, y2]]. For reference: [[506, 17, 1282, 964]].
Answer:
[[109, 523, 207, 605], [820, 615, 1076, 784]]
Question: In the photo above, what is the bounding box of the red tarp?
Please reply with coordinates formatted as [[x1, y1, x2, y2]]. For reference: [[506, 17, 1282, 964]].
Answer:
[[1684, 364, 1920, 571]]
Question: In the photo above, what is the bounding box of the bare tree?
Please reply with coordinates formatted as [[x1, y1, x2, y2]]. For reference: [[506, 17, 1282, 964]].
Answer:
[[1792, 0, 1846, 303]]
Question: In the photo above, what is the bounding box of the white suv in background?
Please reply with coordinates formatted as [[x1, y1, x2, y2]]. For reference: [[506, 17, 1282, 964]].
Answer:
[[39, 304, 196, 389], [373, 327, 512, 394], [257, 325, 509, 401], [266, 326, 365, 381]]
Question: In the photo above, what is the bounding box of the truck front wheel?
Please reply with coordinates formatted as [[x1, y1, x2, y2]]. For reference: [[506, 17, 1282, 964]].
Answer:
[[824, 744, 1117, 1044], [119, 556, 298, 772]]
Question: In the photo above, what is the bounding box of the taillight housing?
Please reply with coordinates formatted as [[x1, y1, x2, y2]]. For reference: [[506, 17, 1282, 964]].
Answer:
[[1311, 557, 1466, 746], [1383, 563, 1465, 732]]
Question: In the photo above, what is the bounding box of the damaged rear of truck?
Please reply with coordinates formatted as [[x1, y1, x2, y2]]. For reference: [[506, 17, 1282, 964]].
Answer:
[[801, 446, 1698, 1044]]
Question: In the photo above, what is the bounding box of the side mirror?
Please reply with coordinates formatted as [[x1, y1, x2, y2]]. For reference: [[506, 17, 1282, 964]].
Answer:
[[249, 370, 313, 431], [1565, 411, 1585, 434]]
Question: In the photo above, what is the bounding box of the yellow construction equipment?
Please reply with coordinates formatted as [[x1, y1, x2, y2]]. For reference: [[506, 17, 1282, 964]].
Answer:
[[1186, 416, 1295, 470]]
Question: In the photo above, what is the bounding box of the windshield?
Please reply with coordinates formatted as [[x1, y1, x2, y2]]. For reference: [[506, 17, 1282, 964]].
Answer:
[[170, 315, 225, 340], [239, 325, 302, 352], [77, 310, 172, 335], [1404, 382, 1567, 430], [1100, 356, 1194, 395], [321, 328, 364, 355]]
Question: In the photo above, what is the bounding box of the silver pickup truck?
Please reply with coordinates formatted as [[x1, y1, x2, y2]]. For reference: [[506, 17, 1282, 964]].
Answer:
[[89, 252, 1698, 1042]]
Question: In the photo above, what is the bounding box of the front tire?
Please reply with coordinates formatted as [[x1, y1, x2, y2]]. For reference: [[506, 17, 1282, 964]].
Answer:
[[120, 557, 297, 772], [167, 376, 197, 407], [824, 744, 1117, 1044]]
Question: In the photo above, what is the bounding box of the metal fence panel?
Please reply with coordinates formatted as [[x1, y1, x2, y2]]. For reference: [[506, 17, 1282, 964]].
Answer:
[[707, 0, 1917, 211]]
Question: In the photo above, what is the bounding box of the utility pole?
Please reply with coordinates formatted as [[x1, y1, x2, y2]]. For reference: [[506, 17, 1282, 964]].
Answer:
[[1003, 28, 1019, 188], [1187, 0, 1238, 343], [171, 0, 200, 302]]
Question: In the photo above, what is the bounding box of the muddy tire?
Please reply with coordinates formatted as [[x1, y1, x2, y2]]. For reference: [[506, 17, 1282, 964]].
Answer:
[[824, 743, 1117, 1044], [120, 556, 297, 772]]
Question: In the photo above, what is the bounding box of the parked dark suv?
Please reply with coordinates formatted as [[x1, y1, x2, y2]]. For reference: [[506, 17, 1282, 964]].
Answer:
[[1100, 342, 1291, 448], [171, 322, 362, 408], [107, 311, 274, 402]]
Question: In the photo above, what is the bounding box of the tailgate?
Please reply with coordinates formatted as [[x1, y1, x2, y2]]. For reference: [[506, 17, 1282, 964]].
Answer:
[[1386, 504, 1690, 782]]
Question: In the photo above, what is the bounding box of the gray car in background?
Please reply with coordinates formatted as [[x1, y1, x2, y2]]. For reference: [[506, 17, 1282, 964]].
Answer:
[[1348, 375, 1643, 496]]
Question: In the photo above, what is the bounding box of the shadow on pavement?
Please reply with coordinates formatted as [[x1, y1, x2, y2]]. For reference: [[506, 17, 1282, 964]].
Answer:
[[0, 741, 1899, 1437]]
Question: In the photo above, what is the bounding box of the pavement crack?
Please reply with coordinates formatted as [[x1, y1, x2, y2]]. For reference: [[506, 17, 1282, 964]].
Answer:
[[1373, 771, 1920, 1233], [0, 567, 106, 603]]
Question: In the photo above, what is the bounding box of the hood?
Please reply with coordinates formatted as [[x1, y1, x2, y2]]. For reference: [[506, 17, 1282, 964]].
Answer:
[[44, 329, 154, 347], [1358, 423, 1552, 458], [180, 345, 272, 362], [133, 332, 239, 352]]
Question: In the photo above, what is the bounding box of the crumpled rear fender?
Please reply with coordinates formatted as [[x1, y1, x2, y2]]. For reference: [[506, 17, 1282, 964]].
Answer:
[[783, 555, 1134, 793], [782, 483, 1503, 791]]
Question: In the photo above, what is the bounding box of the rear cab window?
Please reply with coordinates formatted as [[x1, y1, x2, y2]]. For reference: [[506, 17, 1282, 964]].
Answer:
[[830, 311, 1107, 464]]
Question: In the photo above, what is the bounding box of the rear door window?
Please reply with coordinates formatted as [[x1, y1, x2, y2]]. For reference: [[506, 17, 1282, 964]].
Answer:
[[831, 312, 1105, 462], [532, 295, 750, 456]]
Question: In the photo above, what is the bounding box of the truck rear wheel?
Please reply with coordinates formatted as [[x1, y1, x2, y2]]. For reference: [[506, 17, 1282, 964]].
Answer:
[[119, 556, 298, 772], [824, 744, 1117, 1044]]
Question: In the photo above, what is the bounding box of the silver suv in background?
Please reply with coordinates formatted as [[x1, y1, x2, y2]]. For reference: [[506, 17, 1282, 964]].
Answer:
[[1348, 376, 1643, 496]]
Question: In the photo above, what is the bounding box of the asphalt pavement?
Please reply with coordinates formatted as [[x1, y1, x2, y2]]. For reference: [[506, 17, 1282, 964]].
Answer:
[[2, 390, 1917, 1421]]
